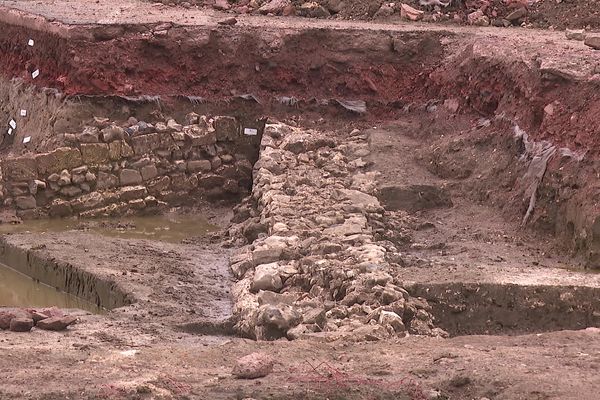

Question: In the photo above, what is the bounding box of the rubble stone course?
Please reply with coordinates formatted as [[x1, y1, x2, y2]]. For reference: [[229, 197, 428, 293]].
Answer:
[[0, 115, 264, 219], [228, 122, 447, 341]]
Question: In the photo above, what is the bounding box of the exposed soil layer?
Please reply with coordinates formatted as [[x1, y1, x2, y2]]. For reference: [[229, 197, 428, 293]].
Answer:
[[2, 1, 600, 154]]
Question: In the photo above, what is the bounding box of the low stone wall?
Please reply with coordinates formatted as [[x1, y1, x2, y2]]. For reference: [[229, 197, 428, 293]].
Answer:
[[0, 114, 265, 219], [228, 122, 447, 341]]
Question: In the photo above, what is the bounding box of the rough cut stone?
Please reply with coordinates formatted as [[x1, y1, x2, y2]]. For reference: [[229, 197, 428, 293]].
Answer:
[[379, 310, 406, 333], [258, 0, 290, 15], [506, 7, 527, 21], [15, 196, 36, 210], [9, 317, 34, 332], [96, 172, 119, 189], [101, 125, 126, 142], [585, 35, 600, 50], [214, 116, 239, 142], [251, 263, 283, 292], [148, 176, 171, 194], [58, 169, 71, 186], [77, 126, 100, 143], [187, 160, 212, 173], [140, 164, 158, 181], [119, 186, 148, 201], [232, 353, 274, 379], [3, 156, 37, 181], [81, 143, 110, 164], [49, 199, 72, 217], [131, 133, 161, 155], [566, 29, 586, 41], [70, 192, 104, 212], [400, 4, 423, 21], [60, 186, 83, 198], [36, 316, 77, 331], [36, 147, 83, 175], [119, 169, 143, 186]]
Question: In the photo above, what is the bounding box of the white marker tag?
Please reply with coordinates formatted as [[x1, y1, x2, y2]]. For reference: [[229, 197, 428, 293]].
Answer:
[[23, 136, 31, 144], [32, 69, 39, 79], [244, 128, 258, 136], [20, 109, 27, 117], [7, 128, 12, 135], [28, 39, 34, 47], [9, 119, 16, 129]]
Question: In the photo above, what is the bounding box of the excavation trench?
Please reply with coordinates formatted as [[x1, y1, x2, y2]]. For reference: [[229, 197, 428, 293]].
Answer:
[[0, 7, 600, 341], [0, 235, 131, 311], [406, 282, 600, 336]]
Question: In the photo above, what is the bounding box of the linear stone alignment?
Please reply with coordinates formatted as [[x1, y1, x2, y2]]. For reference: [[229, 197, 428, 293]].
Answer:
[[0, 115, 264, 219], [229, 122, 447, 341]]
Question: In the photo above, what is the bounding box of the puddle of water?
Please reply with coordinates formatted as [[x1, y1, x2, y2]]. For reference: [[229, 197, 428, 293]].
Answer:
[[0, 262, 104, 313], [0, 213, 217, 243]]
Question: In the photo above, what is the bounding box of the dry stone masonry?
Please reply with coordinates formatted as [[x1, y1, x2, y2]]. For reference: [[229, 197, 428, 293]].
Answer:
[[0, 114, 265, 219], [228, 122, 447, 341]]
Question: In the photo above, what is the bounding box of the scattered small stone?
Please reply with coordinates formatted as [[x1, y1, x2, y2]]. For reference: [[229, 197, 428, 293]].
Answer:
[[400, 4, 424, 21], [218, 17, 238, 26], [584, 35, 600, 50], [566, 29, 586, 41]]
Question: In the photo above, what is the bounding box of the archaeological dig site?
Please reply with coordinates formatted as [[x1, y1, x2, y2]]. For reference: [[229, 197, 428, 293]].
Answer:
[[1, 0, 600, 399]]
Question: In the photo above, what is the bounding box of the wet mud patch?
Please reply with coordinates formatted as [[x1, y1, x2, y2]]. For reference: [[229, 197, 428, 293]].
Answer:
[[0, 212, 218, 243], [0, 261, 104, 313]]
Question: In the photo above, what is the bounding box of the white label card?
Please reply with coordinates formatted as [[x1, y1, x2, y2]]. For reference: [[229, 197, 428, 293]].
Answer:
[[32, 69, 39, 79], [23, 136, 31, 144], [28, 39, 34, 47], [9, 119, 16, 129], [244, 128, 258, 136], [20, 109, 27, 117]]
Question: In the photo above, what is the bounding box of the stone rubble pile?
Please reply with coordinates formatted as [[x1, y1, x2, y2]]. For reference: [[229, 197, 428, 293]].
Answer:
[[0, 307, 77, 332], [228, 122, 447, 341], [0, 114, 263, 219]]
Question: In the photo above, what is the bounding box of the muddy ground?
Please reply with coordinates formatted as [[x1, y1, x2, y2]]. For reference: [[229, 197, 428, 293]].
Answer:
[[1, 1, 600, 399]]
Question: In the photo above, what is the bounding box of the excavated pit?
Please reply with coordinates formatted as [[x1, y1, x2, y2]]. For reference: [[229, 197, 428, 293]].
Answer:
[[407, 282, 600, 336], [0, 235, 132, 310], [1, 4, 600, 342]]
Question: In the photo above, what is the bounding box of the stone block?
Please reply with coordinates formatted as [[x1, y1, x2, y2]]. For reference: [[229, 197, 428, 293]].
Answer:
[[148, 176, 170, 194], [3, 156, 37, 181], [15, 196, 36, 210], [81, 143, 110, 164], [214, 116, 239, 142], [140, 164, 158, 181], [131, 133, 160, 155], [36, 147, 83, 175], [119, 185, 148, 201], [70, 192, 104, 212], [197, 174, 225, 189], [96, 172, 119, 189], [119, 169, 142, 186], [49, 199, 72, 217], [187, 160, 212, 173]]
